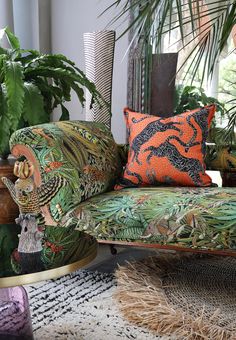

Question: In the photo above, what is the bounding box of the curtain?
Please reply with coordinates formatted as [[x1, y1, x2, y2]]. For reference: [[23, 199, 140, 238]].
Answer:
[[0, 0, 14, 47], [0, 0, 51, 53]]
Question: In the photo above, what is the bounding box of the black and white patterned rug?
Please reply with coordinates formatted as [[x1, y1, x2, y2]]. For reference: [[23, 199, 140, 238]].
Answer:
[[26, 270, 162, 340]]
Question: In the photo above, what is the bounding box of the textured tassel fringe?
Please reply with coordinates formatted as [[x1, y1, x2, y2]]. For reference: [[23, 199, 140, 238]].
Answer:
[[114, 255, 235, 340]]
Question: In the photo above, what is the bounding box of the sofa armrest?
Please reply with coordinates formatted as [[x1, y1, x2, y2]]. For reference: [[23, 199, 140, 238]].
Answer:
[[10, 120, 122, 225]]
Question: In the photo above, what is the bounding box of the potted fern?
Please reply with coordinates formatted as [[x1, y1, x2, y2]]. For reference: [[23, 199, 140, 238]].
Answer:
[[0, 27, 103, 159]]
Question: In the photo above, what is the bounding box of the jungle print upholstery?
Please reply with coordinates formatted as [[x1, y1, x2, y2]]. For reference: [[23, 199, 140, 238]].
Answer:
[[0, 224, 97, 277], [68, 187, 236, 251], [10, 120, 123, 224], [8, 120, 236, 254], [116, 106, 216, 188]]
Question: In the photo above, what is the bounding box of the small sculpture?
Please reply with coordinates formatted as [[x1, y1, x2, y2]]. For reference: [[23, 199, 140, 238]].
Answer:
[[1, 159, 66, 274], [2, 160, 66, 216], [15, 214, 44, 273]]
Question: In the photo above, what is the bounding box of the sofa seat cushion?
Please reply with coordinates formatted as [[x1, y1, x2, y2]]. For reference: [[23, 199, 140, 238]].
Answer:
[[68, 187, 236, 251]]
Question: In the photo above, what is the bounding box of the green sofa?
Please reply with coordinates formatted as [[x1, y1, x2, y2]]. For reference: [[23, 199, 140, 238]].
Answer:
[[8, 120, 236, 257]]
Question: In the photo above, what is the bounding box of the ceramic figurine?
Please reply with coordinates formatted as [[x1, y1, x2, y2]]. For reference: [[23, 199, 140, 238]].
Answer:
[[15, 214, 44, 273], [1, 159, 66, 274], [1, 160, 66, 216]]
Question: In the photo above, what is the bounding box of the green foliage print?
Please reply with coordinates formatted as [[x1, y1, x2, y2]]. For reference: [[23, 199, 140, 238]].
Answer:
[[0, 224, 97, 277], [73, 187, 236, 251], [0, 225, 20, 276], [42, 226, 97, 269], [10, 120, 123, 223]]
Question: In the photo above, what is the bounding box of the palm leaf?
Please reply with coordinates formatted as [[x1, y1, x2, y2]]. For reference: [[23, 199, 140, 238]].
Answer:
[[104, 0, 235, 80], [116, 226, 145, 239]]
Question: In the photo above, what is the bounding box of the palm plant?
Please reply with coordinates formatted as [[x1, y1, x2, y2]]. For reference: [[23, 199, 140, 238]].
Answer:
[[0, 27, 103, 159], [174, 85, 225, 116], [104, 1, 236, 144], [174, 84, 232, 144], [104, 0, 236, 82], [218, 62, 236, 144]]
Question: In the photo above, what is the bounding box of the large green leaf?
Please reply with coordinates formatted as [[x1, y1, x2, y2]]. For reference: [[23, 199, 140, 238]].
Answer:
[[59, 104, 70, 121], [0, 47, 8, 56], [24, 54, 98, 93], [22, 82, 49, 125], [4, 60, 24, 130], [0, 85, 11, 157], [2, 27, 20, 50], [0, 55, 7, 82], [59, 79, 71, 101], [0, 27, 105, 159], [25, 65, 104, 110], [25, 65, 92, 91]]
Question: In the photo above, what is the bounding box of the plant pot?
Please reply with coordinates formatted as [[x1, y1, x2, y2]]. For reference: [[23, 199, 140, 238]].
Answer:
[[0, 157, 19, 224]]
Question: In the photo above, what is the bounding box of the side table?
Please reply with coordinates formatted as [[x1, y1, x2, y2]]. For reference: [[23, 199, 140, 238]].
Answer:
[[0, 158, 98, 339], [0, 225, 97, 339], [0, 158, 19, 224]]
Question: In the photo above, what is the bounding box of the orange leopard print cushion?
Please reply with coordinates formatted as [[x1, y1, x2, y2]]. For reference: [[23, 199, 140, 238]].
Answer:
[[116, 105, 216, 188]]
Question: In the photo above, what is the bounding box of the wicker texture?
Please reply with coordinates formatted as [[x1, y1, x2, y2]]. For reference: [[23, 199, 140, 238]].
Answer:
[[115, 255, 236, 339]]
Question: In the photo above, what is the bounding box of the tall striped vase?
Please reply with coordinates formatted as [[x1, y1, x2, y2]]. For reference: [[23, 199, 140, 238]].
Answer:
[[83, 30, 115, 129]]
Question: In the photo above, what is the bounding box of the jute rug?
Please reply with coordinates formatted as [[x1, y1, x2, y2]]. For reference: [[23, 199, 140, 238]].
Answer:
[[26, 269, 162, 339], [114, 254, 236, 340]]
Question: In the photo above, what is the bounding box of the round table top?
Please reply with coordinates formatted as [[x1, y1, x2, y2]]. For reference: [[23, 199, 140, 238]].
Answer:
[[0, 224, 97, 288]]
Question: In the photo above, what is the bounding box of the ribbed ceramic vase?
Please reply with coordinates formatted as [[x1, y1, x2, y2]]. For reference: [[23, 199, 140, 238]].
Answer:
[[84, 30, 115, 129]]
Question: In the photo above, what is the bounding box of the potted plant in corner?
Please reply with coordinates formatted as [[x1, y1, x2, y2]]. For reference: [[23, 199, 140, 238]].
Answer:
[[104, 1, 236, 185], [0, 27, 103, 159], [0, 27, 104, 223]]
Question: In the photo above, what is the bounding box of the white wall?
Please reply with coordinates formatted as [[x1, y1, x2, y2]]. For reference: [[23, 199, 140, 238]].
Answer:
[[51, 0, 128, 143]]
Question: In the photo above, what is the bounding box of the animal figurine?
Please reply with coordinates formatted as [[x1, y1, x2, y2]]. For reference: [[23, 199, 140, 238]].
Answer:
[[15, 213, 44, 273], [1, 159, 66, 274], [1, 159, 66, 217]]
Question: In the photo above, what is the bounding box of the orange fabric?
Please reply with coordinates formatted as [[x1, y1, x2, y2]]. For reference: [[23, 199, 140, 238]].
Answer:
[[116, 105, 216, 188]]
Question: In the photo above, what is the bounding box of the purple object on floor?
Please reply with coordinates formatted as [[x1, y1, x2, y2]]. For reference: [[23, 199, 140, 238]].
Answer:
[[0, 286, 33, 339]]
